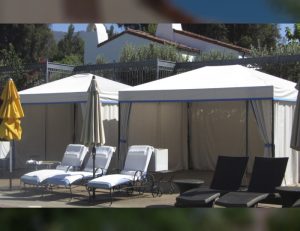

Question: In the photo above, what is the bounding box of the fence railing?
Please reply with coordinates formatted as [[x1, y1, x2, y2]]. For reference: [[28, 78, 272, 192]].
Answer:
[[0, 55, 299, 91], [74, 59, 176, 86], [0, 62, 74, 92]]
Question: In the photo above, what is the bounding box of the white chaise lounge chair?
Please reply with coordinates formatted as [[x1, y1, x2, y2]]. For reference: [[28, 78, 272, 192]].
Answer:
[[46, 146, 115, 194], [87, 145, 154, 204], [20, 144, 88, 187]]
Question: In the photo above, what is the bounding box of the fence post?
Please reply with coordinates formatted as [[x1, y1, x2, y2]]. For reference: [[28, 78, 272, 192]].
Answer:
[[156, 59, 159, 80], [45, 59, 49, 83], [113, 60, 116, 81]]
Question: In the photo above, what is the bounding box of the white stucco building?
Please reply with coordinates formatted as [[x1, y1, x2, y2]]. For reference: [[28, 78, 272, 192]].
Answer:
[[92, 23, 250, 64], [54, 23, 251, 64]]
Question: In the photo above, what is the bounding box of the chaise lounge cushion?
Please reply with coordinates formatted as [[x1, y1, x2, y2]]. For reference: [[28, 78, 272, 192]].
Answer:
[[87, 174, 136, 189], [214, 191, 269, 207], [46, 146, 115, 187], [20, 144, 88, 186], [175, 156, 249, 207], [86, 145, 154, 192]]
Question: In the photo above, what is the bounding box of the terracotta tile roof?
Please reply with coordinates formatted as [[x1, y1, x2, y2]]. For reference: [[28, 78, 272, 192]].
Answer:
[[97, 28, 250, 55], [97, 28, 200, 53], [173, 29, 251, 54]]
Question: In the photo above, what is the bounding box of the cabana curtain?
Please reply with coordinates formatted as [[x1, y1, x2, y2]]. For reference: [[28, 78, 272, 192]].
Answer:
[[250, 100, 273, 157]]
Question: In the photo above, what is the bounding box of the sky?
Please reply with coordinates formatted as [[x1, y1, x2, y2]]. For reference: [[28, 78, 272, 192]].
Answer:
[[51, 23, 88, 32], [51, 23, 121, 32], [51, 23, 294, 42]]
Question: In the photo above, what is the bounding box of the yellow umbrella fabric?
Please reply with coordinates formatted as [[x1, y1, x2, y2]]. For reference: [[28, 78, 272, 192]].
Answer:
[[0, 78, 24, 141]]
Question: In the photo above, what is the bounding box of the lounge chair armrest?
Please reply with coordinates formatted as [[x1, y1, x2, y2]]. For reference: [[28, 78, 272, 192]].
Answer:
[[133, 170, 143, 181], [95, 168, 105, 177]]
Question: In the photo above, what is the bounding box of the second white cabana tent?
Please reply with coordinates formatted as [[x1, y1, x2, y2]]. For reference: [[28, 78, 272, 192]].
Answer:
[[16, 73, 130, 169], [119, 65, 299, 185]]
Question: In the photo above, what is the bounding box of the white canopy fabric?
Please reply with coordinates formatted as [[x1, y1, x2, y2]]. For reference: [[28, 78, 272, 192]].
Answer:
[[14, 74, 131, 169], [120, 65, 297, 102], [119, 65, 299, 185], [20, 73, 130, 104]]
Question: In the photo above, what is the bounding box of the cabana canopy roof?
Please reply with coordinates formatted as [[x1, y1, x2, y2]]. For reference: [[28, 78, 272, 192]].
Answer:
[[20, 73, 130, 104], [119, 65, 297, 102]]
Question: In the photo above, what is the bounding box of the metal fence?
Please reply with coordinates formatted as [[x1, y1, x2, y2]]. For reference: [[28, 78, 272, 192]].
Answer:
[[0, 61, 74, 92], [175, 54, 300, 73], [0, 55, 299, 92], [74, 59, 176, 86]]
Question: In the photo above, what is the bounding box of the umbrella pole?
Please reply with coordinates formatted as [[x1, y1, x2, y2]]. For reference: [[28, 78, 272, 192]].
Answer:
[[9, 141, 12, 190], [92, 144, 96, 199]]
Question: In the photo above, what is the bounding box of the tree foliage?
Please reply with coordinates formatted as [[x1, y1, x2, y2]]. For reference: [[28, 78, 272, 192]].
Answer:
[[285, 23, 300, 42], [54, 24, 84, 65], [0, 24, 56, 63], [182, 24, 280, 49], [96, 55, 107, 64], [194, 51, 237, 62], [250, 41, 300, 82], [119, 43, 188, 63], [0, 43, 25, 90], [118, 24, 157, 35]]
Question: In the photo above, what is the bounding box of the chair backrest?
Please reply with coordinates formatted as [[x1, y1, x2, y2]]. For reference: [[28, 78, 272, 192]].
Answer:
[[121, 145, 154, 175], [84, 146, 116, 175], [248, 157, 288, 193], [210, 156, 249, 191], [57, 144, 88, 170]]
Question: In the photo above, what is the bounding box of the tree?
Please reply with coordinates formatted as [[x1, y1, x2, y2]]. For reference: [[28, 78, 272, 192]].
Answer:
[[0, 43, 24, 90], [54, 24, 84, 65], [182, 24, 229, 42], [96, 55, 107, 64], [106, 24, 116, 38], [118, 24, 157, 35], [119, 43, 188, 63], [182, 24, 280, 49], [285, 23, 300, 42], [194, 51, 237, 62], [226, 24, 280, 49], [250, 41, 300, 82], [86, 23, 96, 32], [0, 24, 57, 63]]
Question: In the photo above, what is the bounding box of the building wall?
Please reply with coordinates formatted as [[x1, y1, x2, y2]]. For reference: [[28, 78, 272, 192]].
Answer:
[[79, 32, 99, 64], [96, 34, 195, 63], [173, 32, 243, 57]]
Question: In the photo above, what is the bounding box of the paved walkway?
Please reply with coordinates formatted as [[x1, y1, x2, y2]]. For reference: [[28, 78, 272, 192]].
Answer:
[[0, 178, 179, 208], [0, 170, 281, 208]]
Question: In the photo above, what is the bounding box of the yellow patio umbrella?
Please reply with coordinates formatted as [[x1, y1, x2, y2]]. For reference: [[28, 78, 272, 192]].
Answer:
[[0, 78, 24, 189]]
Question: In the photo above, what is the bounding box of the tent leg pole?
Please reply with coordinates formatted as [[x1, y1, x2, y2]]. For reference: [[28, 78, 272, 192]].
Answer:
[[246, 101, 249, 157], [9, 141, 12, 190], [187, 102, 191, 169], [117, 103, 120, 170], [272, 100, 275, 157]]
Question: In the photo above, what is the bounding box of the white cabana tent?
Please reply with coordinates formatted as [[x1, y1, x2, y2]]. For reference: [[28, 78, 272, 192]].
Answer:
[[14, 73, 130, 169], [119, 65, 299, 185]]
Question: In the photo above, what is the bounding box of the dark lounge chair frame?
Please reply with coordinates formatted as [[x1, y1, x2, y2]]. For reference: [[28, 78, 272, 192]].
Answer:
[[175, 155, 249, 207], [215, 156, 288, 208]]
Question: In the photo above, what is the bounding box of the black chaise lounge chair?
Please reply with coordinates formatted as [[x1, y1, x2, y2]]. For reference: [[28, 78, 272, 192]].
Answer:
[[175, 156, 249, 207], [292, 198, 300, 207], [215, 157, 288, 208]]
